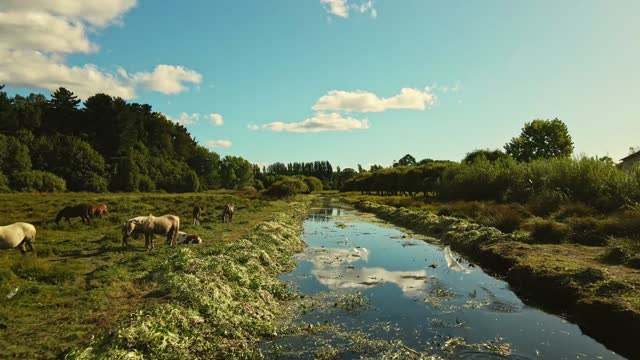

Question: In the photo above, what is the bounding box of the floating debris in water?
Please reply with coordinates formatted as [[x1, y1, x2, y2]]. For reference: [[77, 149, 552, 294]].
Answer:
[[444, 246, 470, 273], [6, 287, 18, 300]]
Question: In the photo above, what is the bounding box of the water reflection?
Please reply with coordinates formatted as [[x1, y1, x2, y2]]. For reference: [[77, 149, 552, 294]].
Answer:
[[266, 208, 624, 359]]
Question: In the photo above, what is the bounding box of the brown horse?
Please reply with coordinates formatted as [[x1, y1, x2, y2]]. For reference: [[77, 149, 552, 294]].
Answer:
[[88, 204, 108, 218], [122, 215, 180, 250], [192, 206, 202, 226], [55, 205, 91, 225], [221, 203, 234, 223]]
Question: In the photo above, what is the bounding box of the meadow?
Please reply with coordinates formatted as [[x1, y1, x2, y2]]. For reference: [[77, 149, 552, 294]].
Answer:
[[0, 190, 304, 359]]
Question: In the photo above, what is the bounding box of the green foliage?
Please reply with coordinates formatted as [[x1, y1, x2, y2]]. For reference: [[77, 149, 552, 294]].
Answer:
[[0, 173, 10, 193], [9, 170, 67, 192], [220, 156, 254, 190], [463, 149, 509, 164], [524, 218, 571, 244], [505, 118, 574, 162], [302, 176, 323, 193], [396, 154, 417, 167], [0, 87, 257, 193], [264, 176, 309, 198]]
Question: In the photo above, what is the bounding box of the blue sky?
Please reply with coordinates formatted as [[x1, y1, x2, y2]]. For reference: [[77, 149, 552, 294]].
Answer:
[[2, 0, 639, 169]]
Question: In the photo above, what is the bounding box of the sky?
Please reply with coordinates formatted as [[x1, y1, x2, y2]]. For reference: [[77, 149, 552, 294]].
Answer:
[[1, 0, 639, 169]]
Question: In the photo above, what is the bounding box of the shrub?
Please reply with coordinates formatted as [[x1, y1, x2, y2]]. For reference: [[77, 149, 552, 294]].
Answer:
[[480, 204, 530, 233], [302, 176, 323, 193], [0, 173, 10, 193], [601, 246, 632, 265], [527, 189, 568, 216], [264, 176, 309, 198], [553, 201, 597, 220], [565, 217, 609, 246], [524, 218, 570, 244], [253, 179, 265, 191], [10, 170, 67, 192]]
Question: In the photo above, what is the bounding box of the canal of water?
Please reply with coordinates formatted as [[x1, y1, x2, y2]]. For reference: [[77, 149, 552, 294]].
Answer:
[[262, 208, 623, 359]]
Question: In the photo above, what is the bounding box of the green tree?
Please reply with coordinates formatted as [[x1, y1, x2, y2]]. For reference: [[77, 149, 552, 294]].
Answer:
[[397, 154, 417, 167], [505, 119, 574, 162], [463, 149, 509, 163], [220, 156, 254, 189]]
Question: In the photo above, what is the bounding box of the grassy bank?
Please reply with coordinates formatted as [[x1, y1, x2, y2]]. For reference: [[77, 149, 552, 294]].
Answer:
[[0, 191, 309, 359], [339, 193, 640, 359]]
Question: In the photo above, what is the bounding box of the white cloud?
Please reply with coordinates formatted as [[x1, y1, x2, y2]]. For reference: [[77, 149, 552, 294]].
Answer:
[[205, 113, 224, 126], [205, 140, 232, 149], [247, 123, 260, 131], [0, 1, 201, 99], [321, 0, 377, 18], [312, 87, 435, 113], [167, 113, 200, 126], [0, 0, 137, 26], [132, 65, 202, 95], [253, 112, 369, 133]]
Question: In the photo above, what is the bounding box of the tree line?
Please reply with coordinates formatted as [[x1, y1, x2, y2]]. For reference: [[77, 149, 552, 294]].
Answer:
[[0, 86, 254, 193], [342, 119, 640, 212]]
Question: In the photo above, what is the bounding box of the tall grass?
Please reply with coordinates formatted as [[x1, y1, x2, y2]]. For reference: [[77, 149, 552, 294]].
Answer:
[[439, 157, 640, 213]]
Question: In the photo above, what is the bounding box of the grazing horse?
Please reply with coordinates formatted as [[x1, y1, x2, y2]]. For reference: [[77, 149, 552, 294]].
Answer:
[[88, 204, 108, 218], [177, 231, 202, 245], [55, 205, 91, 225], [192, 206, 202, 226], [221, 204, 234, 223], [0, 222, 36, 255], [122, 215, 180, 250]]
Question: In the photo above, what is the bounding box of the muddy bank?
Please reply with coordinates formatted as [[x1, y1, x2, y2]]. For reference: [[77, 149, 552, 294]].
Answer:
[[67, 200, 309, 359], [349, 199, 640, 359]]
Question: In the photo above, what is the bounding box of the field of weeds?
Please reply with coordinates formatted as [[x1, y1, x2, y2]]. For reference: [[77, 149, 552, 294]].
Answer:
[[0, 191, 308, 359]]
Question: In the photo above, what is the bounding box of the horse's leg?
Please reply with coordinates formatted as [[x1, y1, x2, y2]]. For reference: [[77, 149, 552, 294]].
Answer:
[[27, 239, 35, 255], [18, 240, 27, 255], [66, 216, 71, 225]]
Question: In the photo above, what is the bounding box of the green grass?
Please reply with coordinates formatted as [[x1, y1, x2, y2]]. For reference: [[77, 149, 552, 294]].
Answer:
[[0, 190, 298, 359]]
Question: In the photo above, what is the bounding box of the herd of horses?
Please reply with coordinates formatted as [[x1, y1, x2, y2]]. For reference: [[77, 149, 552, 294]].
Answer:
[[0, 203, 235, 255]]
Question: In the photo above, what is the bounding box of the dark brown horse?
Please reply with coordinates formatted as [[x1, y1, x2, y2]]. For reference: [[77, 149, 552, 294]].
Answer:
[[192, 206, 202, 226], [55, 205, 91, 225], [88, 204, 108, 218]]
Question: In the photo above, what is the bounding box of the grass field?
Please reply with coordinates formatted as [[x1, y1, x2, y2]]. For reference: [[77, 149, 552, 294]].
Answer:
[[0, 190, 302, 359]]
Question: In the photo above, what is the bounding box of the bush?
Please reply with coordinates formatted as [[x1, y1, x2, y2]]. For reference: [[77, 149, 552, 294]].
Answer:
[[9, 170, 67, 192], [264, 176, 309, 198], [528, 189, 568, 216], [480, 204, 530, 233], [524, 218, 570, 244], [302, 176, 323, 193], [565, 217, 609, 246], [0, 173, 10, 193], [553, 201, 597, 220]]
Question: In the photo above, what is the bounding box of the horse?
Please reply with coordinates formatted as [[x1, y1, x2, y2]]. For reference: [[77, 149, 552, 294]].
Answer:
[[122, 215, 180, 250], [177, 231, 202, 245], [192, 206, 202, 226], [88, 204, 108, 218], [221, 204, 234, 223], [0, 222, 36, 255], [55, 205, 91, 225]]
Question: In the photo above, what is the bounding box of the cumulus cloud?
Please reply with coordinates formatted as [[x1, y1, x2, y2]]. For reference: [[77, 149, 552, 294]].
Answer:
[[165, 113, 200, 126], [205, 113, 224, 126], [252, 112, 369, 133], [321, 0, 376, 18], [0, 1, 201, 99], [204, 140, 232, 148], [131, 65, 202, 95], [312, 87, 435, 112]]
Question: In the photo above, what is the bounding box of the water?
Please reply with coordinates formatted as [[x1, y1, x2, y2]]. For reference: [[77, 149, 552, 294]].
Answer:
[[263, 208, 624, 359]]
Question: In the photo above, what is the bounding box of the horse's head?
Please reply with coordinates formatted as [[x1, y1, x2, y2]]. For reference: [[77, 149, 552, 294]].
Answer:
[[122, 220, 136, 242], [55, 207, 67, 225]]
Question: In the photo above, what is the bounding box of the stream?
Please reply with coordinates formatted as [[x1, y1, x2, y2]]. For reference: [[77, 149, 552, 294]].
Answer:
[[262, 208, 624, 359]]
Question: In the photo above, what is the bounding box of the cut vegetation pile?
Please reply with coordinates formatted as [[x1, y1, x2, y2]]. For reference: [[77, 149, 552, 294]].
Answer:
[[69, 201, 308, 359]]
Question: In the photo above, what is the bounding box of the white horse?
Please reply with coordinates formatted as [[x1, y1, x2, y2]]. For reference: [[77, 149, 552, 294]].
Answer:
[[122, 215, 180, 250], [0, 222, 36, 255]]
